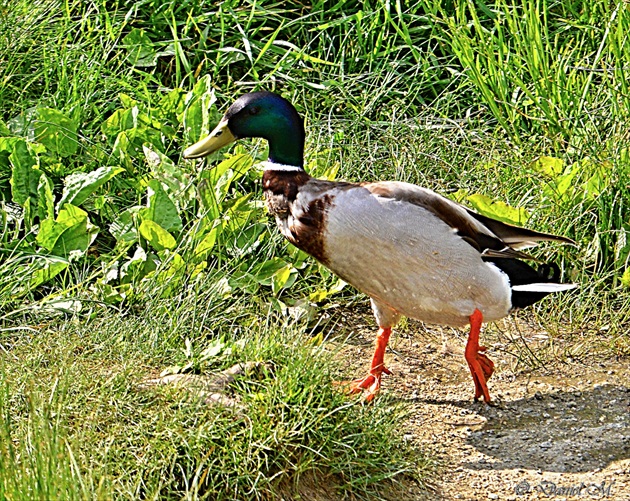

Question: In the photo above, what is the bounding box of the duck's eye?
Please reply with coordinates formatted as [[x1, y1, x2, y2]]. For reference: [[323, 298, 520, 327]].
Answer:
[[249, 106, 260, 115]]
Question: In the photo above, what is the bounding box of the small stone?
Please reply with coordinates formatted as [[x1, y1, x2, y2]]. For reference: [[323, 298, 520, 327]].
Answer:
[[488, 494, 498, 500]]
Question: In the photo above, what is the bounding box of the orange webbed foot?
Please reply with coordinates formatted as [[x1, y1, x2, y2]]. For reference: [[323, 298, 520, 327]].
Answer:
[[338, 326, 393, 403], [339, 365, 392, 402]]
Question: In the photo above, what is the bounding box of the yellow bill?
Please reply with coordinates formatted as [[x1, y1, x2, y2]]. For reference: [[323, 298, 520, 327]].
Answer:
[[183, 119, 236, 159]]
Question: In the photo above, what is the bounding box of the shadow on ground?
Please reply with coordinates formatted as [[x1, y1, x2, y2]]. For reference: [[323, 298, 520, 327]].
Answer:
[[405, 378, 629, 474]]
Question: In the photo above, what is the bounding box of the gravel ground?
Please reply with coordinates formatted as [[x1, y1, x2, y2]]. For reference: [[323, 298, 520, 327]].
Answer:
[[337, 314, 630, 500]]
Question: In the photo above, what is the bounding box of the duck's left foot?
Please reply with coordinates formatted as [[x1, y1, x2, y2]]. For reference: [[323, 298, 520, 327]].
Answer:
[[339, 365, 392, 402]]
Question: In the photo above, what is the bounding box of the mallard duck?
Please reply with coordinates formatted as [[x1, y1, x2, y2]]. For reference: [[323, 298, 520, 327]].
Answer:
[[184, 91, 576, 403]]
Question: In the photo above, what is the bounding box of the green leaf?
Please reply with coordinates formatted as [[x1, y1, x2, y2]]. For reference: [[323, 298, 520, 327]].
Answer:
[[621, 268, 630, 288], [140, 179, 182, 232], [110, 131, 133, 170], [183, 75, 217, 141], [159, 88, 186, 117], [7, 107, 37, 138], [143, 144, 193, 201], [102, 107, 138, 138], [30, 258, 68, 289], [36, 204, 98, 257], [552, 170, 579, 201], [109, 207, 140, 244], [139, 219, 176, 251], [37, 172, 55, 221], [533, 156, 564, 178], [198, 154, 253, 220], [9, 139, 40, 207], [34, 108, 78, 158], [123, 28, 158, 67], [57, 166, 124, 210], [200, 338, 226, 359], [193, 226, 219, 260], [467, 194, 530, 225], [271, 265, 297, 295], [309, 290, 328, 302], [251, 257, 289, 286], [0, 120, 11, 136], [204, 154, 253, 196]]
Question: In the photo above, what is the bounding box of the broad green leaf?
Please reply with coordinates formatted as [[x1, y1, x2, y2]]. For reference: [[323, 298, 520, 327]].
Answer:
[[152, 252, 186, 296], [140, 180, 182, 232], [193, 226, 219, 260], [111, 131, 133, 170], [102, 107, 138, 138], [467, 193, 529, 225], [36, 204, 98, 257], [552, 170, 579, 201], [183, 75, 217, 141], [200, 338, 226, 359], [583, 163, 610, 200], [7, 107, 37, 138], [123, 28, 158, 67], [251, 257, 289, 286], [0, 137, 22, 170], [227, 271, 258, 295], [37, 172, 55, 221], [9, 140, 39, 207], [143, 144, 192, 199], [57, 166, 124, 210], [533, 156, 563, 178], [204, 154, 253, 196], [139, 219, 176, 251], [197, 179, 220, 220], [120, 245, 147, 279], [0, 120, 11, 136], [309, 290, 328, 302], [271, 265, 297, 295], [621, 268, 630, 288], [34, 108, 78, 158], [109, 207, 140, 243], [119, 246, 159, 285], [30, 258, 68, 289], [198, 155, 253, 220], [119, 93, 137, 108], [158, 88, 186, 118]]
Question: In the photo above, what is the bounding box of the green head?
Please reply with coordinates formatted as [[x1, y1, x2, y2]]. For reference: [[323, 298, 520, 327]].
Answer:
[[183, 91, 305, 167]]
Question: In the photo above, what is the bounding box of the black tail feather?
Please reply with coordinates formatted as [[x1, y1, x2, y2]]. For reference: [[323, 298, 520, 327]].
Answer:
[[488, 258, 565, 309]]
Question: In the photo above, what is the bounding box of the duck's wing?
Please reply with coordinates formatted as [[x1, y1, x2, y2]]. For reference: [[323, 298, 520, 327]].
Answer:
[[463, 209, 576, 250], [363, 181, 575, 260]]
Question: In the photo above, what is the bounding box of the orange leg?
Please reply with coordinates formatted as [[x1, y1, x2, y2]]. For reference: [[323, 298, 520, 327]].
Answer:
[[345, 327, 393, 402], [465, 308, 495, 403]]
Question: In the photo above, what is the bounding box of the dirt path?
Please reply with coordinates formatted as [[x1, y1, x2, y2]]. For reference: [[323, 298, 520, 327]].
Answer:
[[338, 314, 630, 500]]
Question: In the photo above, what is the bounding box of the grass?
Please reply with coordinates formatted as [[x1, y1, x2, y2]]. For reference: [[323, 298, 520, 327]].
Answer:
[[1, 0, 630, 498], [0, 279, 430, 499]]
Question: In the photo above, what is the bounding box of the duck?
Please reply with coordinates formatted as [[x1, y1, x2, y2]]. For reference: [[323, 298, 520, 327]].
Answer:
[[183, 91, 576, 403]]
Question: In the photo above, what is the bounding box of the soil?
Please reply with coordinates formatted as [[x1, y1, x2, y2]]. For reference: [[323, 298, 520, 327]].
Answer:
[[335, 311, 630, 500]]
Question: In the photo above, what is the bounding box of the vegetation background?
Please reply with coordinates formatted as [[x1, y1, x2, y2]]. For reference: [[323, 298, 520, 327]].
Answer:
[[0, 0, 628, 498]]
